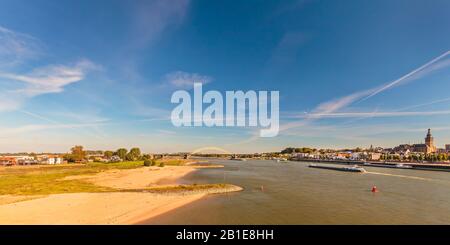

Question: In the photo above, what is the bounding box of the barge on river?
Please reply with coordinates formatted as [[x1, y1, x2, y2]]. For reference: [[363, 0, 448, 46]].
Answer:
[[309, 164, 366, 173]]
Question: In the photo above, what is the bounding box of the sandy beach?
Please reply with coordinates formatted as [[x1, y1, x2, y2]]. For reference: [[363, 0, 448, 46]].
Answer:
[[0, 164, 241, 224], [0, 192, 205, 224], [64, 165, 199, 189]]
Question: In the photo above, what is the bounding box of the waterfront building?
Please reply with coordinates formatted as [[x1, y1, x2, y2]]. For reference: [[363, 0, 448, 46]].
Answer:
[[0, 155, 37, 165], [445, 144, 450, 152], [37, 155, 63, 165], [394, 144, 412, 152], [337, 152, 351, 159], [0, 157, 17, 166], [350, 152, 367, 160], [393, 129, 437, 154], [437, 148, 447, 154], [425, 128, 436, 152], [369, 153, 382, 161], [412, 129, 436, 154]]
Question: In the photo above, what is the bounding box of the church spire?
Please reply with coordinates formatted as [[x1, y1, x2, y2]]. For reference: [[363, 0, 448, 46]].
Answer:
[[425, 128, 435, 153]]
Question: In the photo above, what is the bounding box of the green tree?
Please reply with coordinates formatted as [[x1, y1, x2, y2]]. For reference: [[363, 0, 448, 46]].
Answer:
[[142, 154, 153, 160], [63, 153, 74, 162], [128, 147, 141, 160], [144, 159, 152, 167], [125, 152, 134, 161], [151, 159, 157, 166], [115, 148, 128, 160], [70, 145, 86, 162], [104, 151, 113, 159], [281, 147, 295, 154], [301, 147, 315, 154]]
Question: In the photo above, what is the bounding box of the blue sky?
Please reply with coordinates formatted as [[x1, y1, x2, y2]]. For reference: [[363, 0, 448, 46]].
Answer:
[[0, 0, 450, 153]]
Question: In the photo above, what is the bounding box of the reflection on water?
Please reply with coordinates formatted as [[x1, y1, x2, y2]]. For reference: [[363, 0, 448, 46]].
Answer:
[[141, 159, 450, 224]]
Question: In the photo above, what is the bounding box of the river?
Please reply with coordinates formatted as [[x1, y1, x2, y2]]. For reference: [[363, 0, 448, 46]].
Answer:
[[141, 159, 450, 224]]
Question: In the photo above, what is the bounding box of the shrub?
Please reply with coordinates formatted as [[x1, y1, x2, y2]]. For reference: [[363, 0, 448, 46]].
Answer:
[[143, 160, 152, 167], [159, 162, 165, 167]]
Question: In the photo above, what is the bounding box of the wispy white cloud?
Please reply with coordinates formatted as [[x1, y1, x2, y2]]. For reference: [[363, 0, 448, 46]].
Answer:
[[0, 59, 99, 111], [0, 97, 22, 112], [0, 26, 100, 112], [130, 0, 190, 49], [115, 0, 191, 85], [156, 129, 176, 135], [0, 26, 108, 141], [269, 31, 309, 68], [0, 59, 99, 96], [269, 0, 312, 19], [0, 25, 42, 66], [165, 71, 212, 88], [0, 122, 107, 137]]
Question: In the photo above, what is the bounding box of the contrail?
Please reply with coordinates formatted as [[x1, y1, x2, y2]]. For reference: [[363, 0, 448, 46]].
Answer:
[[20, 109, 60, 124], [357, 50, 450, 103], [294, 110, 450, 119], [19, 109, 107, 139], [396, 96, 450, 111], [238, 50, 450, 144]]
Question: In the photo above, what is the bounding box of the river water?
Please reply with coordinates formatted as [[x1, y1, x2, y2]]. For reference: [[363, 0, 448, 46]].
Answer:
[[142, 159, 450, 224]]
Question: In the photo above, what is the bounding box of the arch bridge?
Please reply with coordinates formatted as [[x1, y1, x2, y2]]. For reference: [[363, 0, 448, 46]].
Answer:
[[190, 146, 231, 155]]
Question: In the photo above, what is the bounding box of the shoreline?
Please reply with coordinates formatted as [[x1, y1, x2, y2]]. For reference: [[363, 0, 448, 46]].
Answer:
[[0, 164, 242, 224], [293, 158, 450, 172], [126, 184, 243, 224]]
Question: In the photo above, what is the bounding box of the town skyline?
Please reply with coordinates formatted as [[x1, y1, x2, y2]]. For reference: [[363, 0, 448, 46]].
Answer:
[[0, 0, 450, 153]]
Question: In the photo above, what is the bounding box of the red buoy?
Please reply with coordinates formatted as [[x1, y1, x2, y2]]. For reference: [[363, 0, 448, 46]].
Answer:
[[371, 186, 378, 193]]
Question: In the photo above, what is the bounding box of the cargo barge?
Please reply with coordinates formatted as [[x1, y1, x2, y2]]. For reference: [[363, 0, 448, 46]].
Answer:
[[308, 164, 366, 173]]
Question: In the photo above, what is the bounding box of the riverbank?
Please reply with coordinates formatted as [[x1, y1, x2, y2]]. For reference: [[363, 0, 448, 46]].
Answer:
[[293, 158, 450, 172], [0, 162, 242, 224]]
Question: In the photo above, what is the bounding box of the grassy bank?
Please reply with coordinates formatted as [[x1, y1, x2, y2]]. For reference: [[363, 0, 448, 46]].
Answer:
[[157, 159, 192, 166], [127, 183, 243, 194], [0, 161, 145, 195], [0, 159, 236, 196]]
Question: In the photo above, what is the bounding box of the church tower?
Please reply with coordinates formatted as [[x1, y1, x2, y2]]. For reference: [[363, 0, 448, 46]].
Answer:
[[425, 128, 436, 153]]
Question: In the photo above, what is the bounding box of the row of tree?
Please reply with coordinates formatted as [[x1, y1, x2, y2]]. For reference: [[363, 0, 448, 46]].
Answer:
[[281, 147, 317, 154], [107, 148, 144, 161], [64, 146, 152, 163], [381, 153, 450, 162], [280, 147, 374, 154]]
